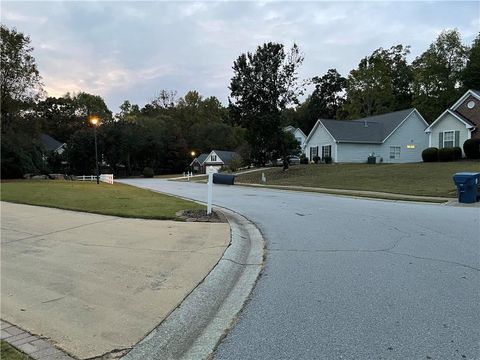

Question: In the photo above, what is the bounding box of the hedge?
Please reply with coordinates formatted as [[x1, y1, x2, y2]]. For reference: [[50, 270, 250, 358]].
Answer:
[[422, 147, 438, 162], [463, 139, 480, 159]]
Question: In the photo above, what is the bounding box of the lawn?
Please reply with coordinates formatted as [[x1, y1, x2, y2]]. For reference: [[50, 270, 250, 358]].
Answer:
[[1, 341, 31, 360], [235, 161, 480, 198], [0, 181, 204, 220]]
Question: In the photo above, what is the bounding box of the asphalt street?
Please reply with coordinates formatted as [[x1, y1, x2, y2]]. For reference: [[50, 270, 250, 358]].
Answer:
[[119, 179, 479, 360]]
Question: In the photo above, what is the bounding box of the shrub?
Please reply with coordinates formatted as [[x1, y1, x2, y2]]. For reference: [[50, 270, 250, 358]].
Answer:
[[452, 147, 463, 160], [300, 154, 309, 164], [422, 147, 438, 162], [438, 148, 456, 162], [463, 139, 480, 159], [312, 155, 321, 164], [324, 156, 332, 164], [143, 167, 154, 178]]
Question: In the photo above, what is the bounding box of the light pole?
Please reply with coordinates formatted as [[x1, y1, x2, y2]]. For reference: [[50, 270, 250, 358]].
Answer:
[[89, 116, 100, 184]]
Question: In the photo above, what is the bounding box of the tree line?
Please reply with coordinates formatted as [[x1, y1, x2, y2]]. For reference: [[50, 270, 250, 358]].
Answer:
[[1, 24, 479, 178]]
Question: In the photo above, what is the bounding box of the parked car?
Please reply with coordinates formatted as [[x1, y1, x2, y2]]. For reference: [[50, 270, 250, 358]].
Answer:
[[274, 156, 301, 166]]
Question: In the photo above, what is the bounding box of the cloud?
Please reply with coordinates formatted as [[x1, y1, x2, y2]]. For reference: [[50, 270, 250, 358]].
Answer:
[[1, 1, 478, 111]]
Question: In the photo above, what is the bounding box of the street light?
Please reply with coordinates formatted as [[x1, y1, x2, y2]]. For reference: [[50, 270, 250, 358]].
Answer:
[[89, 116, 100, 184], [190, 150, 196, 157]]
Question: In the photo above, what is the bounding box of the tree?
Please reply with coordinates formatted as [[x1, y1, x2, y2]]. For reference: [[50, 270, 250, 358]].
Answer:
[[412, 29, 469, 122], [229, 42, 305, 165], [1, 25, 44, 130], [342, 45, 412, 119], [462, 33, 480, 90], [298, 69, 346, 132], [0, 25, 45, 178]]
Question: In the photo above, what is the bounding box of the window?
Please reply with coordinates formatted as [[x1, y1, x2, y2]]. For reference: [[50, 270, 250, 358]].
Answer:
[[443, 131, 454, 148], [310, 146, 318, 160], [211, 154, 217, 161], [389, 146, 401, 159], [467, 100, 476, 109], [322, 145, 331, 159]]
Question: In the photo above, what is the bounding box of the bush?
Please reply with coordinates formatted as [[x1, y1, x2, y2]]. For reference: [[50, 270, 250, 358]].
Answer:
[[312, 155, 321, 164], [452, 147, 463, 160], [422, 147, 438, 162], [143, 167, 154, 178], [463, 139, 480, 159], [324, 156, 332, 164], [438, 148, 456, 162], [300, 154, 309, 164]]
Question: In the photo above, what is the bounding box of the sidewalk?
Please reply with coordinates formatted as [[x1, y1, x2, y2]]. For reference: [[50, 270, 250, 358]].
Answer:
[[1, 202, 230, 359]]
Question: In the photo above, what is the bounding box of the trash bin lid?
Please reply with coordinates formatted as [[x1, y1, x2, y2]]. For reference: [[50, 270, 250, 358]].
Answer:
[[453, 172, 480, 179]]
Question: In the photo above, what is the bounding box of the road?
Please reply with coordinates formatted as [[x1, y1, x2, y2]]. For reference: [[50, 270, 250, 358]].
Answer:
[[119, 179, 479, 360]]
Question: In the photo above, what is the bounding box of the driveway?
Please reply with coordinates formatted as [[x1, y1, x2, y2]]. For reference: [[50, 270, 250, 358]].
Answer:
[[119, 179, 480, 360], [1, 202, 229, 359]]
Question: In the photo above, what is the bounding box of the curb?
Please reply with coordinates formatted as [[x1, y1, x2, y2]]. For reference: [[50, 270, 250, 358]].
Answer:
[[121, 207, 265, 360], [235, 182, 451, 204]]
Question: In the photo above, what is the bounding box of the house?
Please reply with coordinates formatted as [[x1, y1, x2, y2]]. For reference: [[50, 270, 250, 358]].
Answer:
[[190, 150, 238, 173], [425, 89, 479, 155], [40, 133, 66, 155], [304, 108, 429, 163], [190, 153, 208, 173], [284, 126, 307, 153]]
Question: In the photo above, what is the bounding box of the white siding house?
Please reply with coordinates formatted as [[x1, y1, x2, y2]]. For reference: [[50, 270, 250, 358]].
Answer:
[[284, 126, 307, 153], [425, 90, 479, 155], [305, 109, 429, 163]]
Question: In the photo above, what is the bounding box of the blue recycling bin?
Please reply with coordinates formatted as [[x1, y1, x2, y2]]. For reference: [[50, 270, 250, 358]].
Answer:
[[452, 172, 480, 203]]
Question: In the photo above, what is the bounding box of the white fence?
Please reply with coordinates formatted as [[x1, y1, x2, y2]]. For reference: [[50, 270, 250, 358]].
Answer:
[[76, 174, 114, 184]]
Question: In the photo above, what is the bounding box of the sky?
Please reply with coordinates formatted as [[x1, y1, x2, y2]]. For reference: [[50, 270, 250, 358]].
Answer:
[[1, 1, 479, 113]]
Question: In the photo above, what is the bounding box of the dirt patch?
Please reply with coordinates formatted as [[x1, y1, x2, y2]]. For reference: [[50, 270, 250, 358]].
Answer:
[[176, 209, 227, 223]]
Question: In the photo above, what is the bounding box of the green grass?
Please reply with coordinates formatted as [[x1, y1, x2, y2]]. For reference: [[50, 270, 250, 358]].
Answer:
[[236, 161, 480, 198], [0, 181, 204, 220], [1, 340, 32, 360]]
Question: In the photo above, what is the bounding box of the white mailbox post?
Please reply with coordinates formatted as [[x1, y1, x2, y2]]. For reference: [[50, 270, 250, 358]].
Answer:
[[206, 166, 215, 214]]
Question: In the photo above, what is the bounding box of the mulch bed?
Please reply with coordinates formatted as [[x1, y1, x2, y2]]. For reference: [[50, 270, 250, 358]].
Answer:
[[176, 209, 227, 223]]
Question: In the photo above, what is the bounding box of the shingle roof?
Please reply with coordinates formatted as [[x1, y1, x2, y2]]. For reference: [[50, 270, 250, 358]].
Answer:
[[320, 108, 415, 143], [40, 133, 65, 152], [211, 150, 237, 163], [191, 153, 209, 166]]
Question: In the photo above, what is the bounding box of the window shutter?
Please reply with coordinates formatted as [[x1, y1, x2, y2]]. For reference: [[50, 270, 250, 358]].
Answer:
[[454, 131, 460, 147], [316, 146, 319, 158], [439, 133, 443, 149]]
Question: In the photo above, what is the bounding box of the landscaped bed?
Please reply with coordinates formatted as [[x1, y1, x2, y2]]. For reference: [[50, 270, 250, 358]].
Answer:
[[0, 180, 204, 220], [235, 161, 480, 198]]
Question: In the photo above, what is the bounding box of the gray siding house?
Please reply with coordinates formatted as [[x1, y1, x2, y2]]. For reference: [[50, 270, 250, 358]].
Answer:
[[305, 109, 429, 163]]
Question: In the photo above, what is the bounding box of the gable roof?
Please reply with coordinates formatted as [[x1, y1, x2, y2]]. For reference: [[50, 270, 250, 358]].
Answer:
[[40, 133, 65, 152], [209, 150, 237, 163], [306, 108, 418, 144], [425, 109, 476, 132], [284, 126, 307, 139], [451, 89, 480, 110], [190, 153, 209, 166]]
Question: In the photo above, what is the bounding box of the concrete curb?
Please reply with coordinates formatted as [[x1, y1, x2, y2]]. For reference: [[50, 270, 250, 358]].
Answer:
[[235, 182, 452, 204], [121, 207, 265, 360]]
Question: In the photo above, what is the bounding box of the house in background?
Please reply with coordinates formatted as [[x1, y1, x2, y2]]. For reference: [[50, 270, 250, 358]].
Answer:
[[190, 150, 238, 173], [284, 126, 307, 153], [190, 153, 209, 173], [425, 89, 479, 155], [40, 133, 66, 155], [305, 108, 429, 163]]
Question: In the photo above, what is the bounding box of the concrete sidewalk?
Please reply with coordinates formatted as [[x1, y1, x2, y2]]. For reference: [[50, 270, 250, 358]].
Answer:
[[1, 202, 230, 359]]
